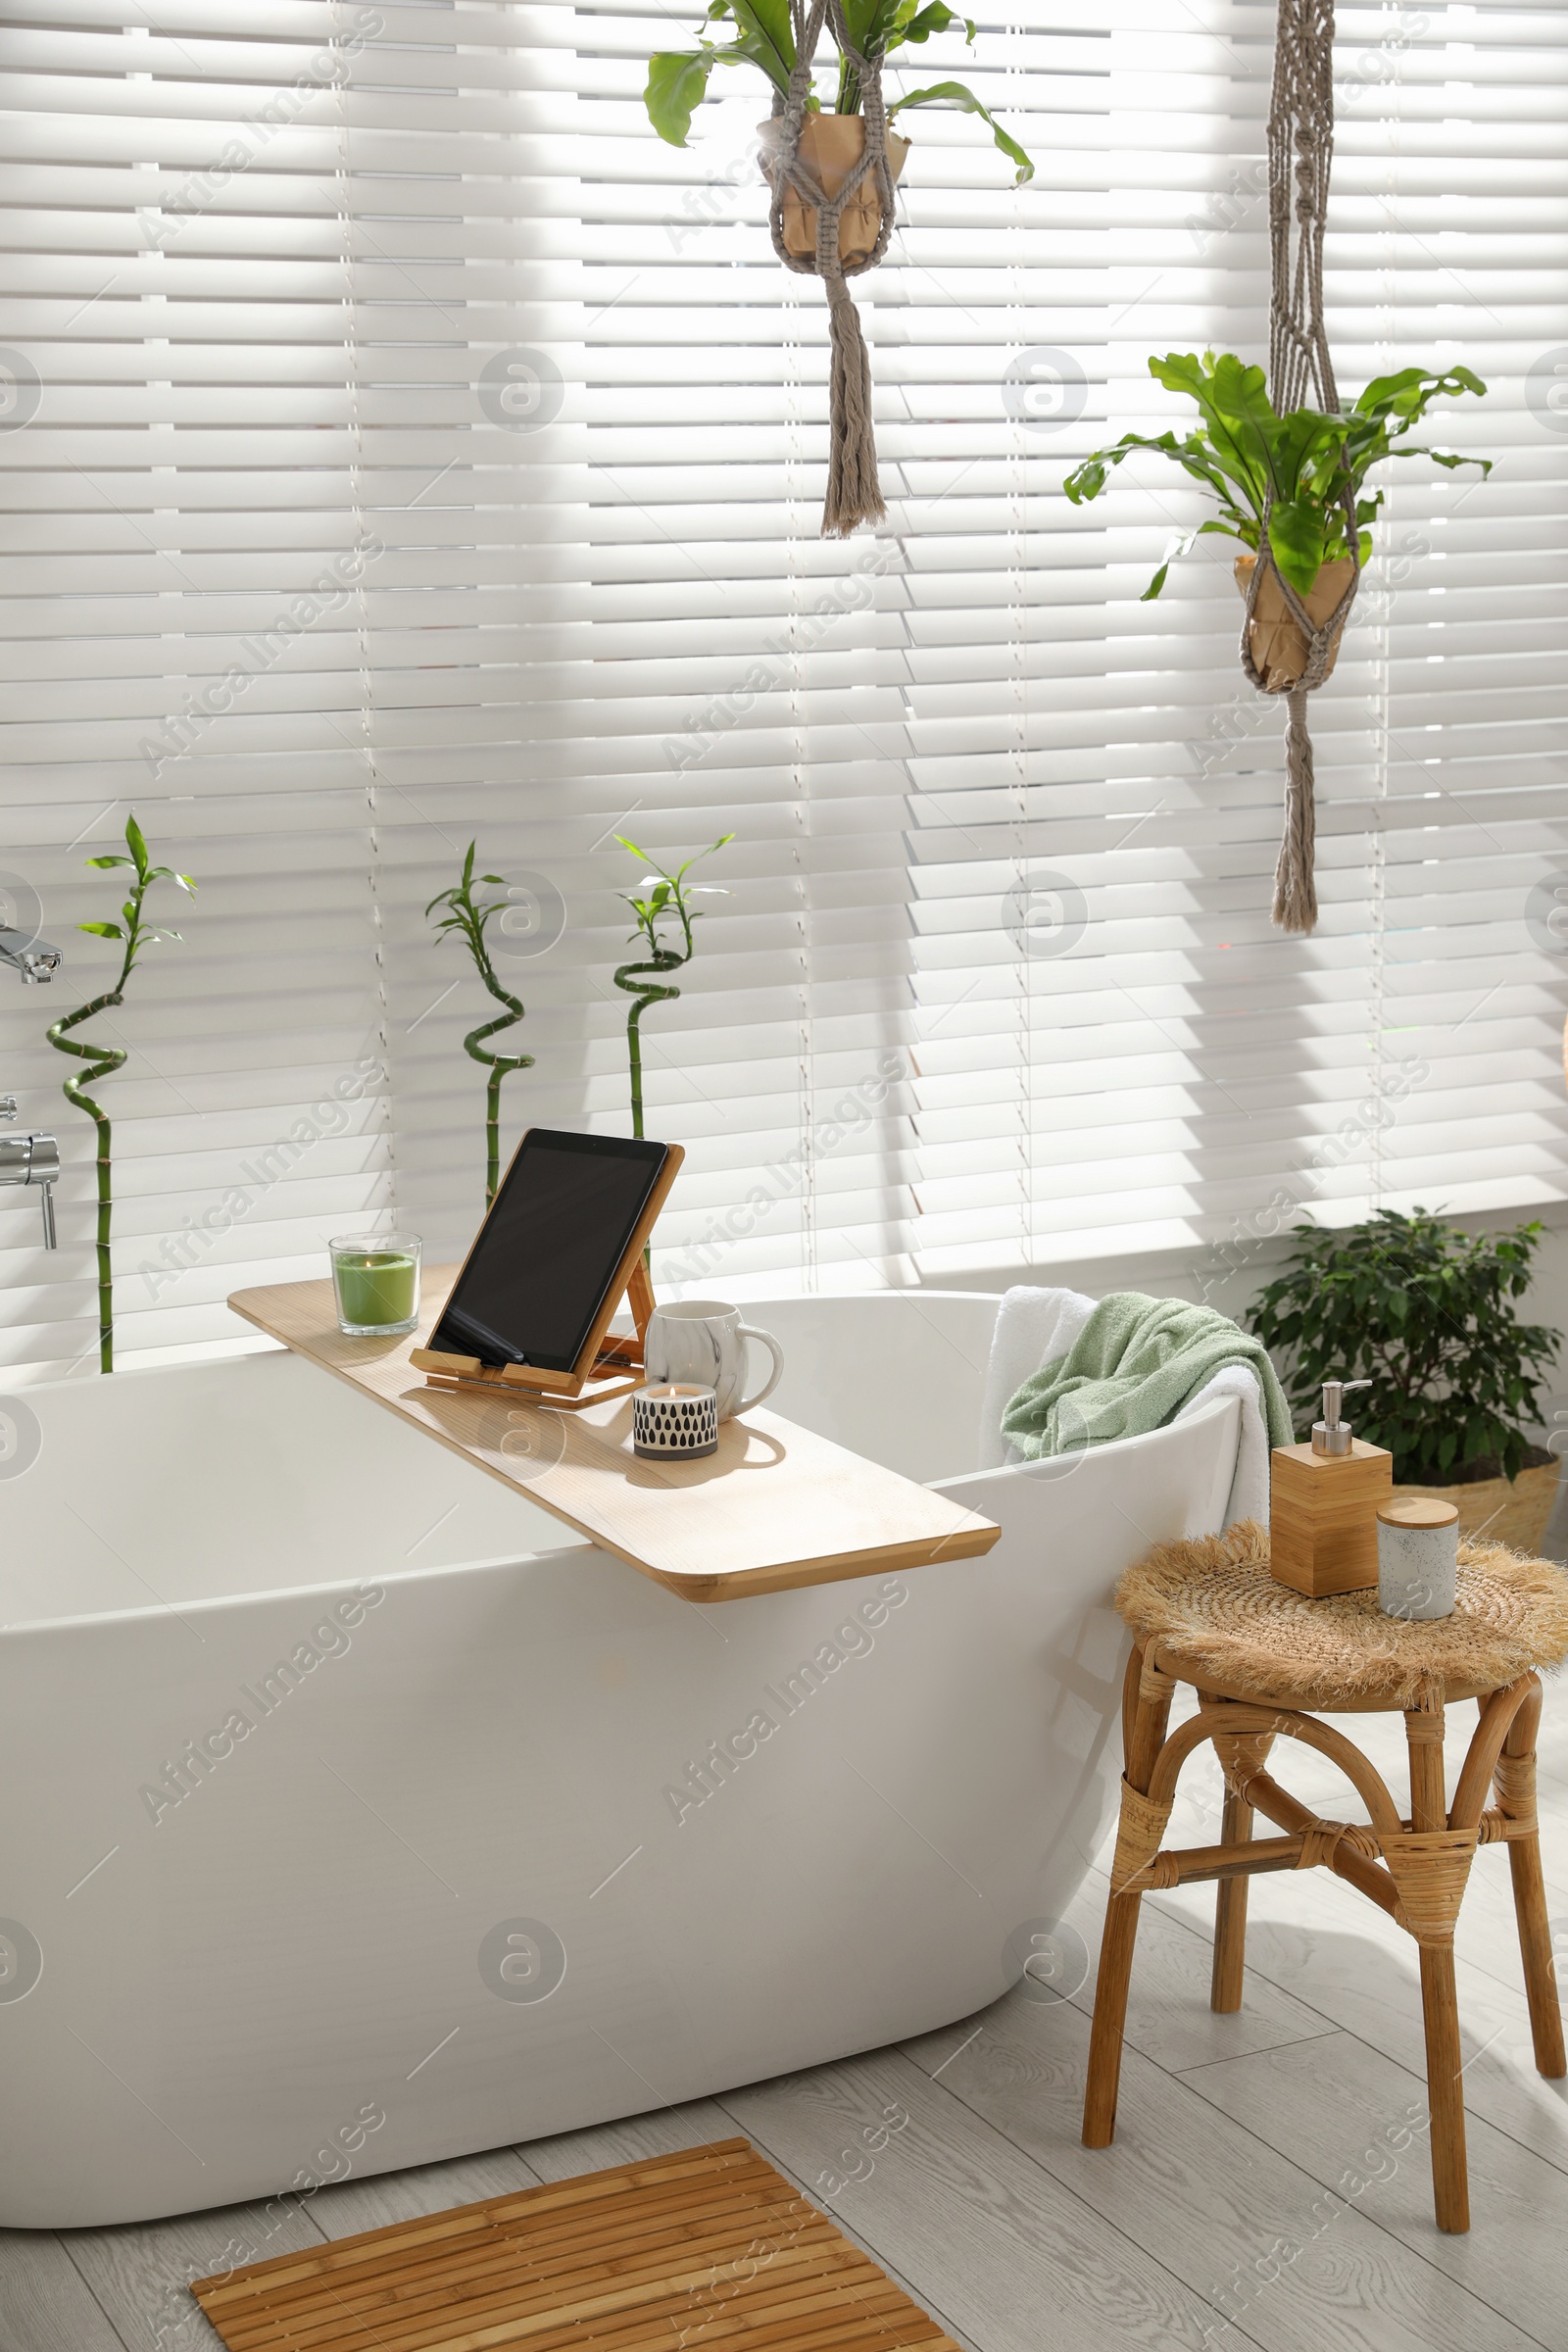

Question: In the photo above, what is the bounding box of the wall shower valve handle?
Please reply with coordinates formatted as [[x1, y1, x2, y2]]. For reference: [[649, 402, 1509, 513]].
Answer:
[[0, 1111, 60, 1250]]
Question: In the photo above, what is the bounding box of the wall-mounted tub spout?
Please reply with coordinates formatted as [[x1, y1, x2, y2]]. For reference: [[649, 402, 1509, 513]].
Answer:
[[0, 927, 63, 985], [1, 928, 63, 1244], [0, 1099, 58, 1248]]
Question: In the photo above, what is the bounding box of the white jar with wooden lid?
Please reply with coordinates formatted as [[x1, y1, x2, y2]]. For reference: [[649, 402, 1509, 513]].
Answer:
[[1377, 1496, 1459, 1621]]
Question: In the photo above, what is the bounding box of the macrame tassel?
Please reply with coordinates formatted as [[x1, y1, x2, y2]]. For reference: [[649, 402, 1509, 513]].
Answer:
[[822, 273, 885, 536], [1272, 685, 1318, 934]]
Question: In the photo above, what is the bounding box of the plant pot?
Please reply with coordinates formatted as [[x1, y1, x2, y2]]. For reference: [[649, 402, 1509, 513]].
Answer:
[[1234, 552, 1355, 693], [1388, 1461, 1561, 1559], [759, 117, 910, 268]]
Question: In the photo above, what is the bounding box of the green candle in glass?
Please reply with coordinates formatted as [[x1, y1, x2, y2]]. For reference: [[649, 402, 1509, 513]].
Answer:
[[329, 1233, 421, 1336]]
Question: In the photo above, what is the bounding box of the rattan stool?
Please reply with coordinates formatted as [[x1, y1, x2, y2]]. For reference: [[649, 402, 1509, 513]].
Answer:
[[1081, 1523, 1568, 2233]]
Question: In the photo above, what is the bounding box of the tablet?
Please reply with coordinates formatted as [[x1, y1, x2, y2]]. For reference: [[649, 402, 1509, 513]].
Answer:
[[425, 1128, 675, 1375]]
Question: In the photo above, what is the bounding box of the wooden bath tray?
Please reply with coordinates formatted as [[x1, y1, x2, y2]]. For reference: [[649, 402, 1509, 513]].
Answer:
[[192, 2137, 961, 2352], [227, 1271, 998, 1601]]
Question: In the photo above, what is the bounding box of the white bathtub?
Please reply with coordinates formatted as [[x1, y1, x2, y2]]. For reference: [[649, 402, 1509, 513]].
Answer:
[[0, 1291, 1238, 2227]]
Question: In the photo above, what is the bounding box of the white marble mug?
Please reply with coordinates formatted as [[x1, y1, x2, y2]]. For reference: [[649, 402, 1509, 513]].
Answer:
[[643, 1299, 784, 1422]]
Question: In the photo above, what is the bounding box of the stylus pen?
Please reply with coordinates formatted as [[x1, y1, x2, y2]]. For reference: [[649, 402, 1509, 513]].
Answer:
[[595, 1338, 643, 1368]]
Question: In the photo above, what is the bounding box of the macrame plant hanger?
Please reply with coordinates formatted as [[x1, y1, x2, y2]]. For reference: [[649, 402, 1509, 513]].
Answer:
[[766, 0, 898, 536], [1245, 0, 1359, 934]]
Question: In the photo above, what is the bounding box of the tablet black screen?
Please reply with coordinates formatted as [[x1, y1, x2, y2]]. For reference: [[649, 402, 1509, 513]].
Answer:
[[429, 1130, 667, 1371]]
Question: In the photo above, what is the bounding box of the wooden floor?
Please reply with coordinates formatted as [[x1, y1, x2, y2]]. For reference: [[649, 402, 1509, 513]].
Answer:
[[12, 1685, 1568, 2352]]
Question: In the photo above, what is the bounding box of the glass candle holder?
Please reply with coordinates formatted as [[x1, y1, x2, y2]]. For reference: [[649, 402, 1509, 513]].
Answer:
[[329, 1233, 421, 1337]]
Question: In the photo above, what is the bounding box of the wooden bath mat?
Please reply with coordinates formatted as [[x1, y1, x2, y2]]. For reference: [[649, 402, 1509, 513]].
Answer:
[[191, 2136, 958, 2352]]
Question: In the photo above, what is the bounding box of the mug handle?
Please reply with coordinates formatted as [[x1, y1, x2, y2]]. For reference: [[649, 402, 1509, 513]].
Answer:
[[734, 1325, 784, 1415]]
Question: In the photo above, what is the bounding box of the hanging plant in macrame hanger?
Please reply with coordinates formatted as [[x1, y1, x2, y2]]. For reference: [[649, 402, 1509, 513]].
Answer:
[[1064, 0, 1490, 934], [1248, 0, 1357, 933], [646, 0, 1034, 536]]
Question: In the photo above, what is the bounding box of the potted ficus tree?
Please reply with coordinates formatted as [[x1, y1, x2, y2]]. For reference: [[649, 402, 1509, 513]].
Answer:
[[1251, 1210, 1563, 1555], [1064, 351, 1491, 688]]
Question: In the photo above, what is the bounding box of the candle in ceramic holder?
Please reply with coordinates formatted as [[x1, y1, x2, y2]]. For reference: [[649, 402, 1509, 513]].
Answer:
[[632, 1382, 718, 1460], [329, 1233, 421, 1337]]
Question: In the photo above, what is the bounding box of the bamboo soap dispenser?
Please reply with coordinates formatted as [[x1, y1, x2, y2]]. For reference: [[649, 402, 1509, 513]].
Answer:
[[1270, 1378, 1393, 1597]]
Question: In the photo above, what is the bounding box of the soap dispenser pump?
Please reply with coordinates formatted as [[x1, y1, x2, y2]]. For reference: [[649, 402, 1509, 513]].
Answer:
[[1270, 1374, 1393, 1596], [1312, 1377, 1370, 1456]]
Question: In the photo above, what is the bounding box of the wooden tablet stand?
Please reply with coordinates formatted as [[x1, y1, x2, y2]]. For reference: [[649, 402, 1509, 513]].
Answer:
[[408, 1136, 681, 1412], [411, 1259, 655, 1411]]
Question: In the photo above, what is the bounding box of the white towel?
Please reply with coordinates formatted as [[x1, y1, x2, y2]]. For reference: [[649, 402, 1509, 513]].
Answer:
[[1179, 1359, 1273, 1528], [976, 1285, 1097, 1470], [978, 1284, 1270, 1527]]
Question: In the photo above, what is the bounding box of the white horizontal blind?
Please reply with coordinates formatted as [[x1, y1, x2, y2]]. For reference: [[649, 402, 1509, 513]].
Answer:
[[358, 0, 925, 1295], [1325, 0, 1568, 1227], [1045, 0, 1568, 1293], [0, 1, 399, 1374], [0, 0, 1564, 1381], [890, 0, 1568, 1281]]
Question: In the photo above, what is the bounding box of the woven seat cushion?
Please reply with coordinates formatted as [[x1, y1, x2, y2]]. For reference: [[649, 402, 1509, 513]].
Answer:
[[1117, 1520, 1568, 1710]]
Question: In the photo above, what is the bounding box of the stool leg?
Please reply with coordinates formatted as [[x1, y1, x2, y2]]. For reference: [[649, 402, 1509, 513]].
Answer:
[[1210, 1783, 1252, 2014], [1406, 1697, 1469, 2234], [1508, 1837, 1566, 2079], [1497, 1681, 1566, 2080], [1419, 1944, 1470, 2235], [1083, 1643, 1172, 2150], [1083, 1891, 1142, 2146]]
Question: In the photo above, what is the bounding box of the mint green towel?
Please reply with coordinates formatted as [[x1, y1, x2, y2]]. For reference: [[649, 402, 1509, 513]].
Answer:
[[1000, 1292, 1295, 1460]]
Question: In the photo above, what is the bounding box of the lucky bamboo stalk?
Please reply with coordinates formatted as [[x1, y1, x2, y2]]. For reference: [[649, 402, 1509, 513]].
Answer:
[[46, 814, 194, 1372], [612, 834, 731, 1140], [425, 842, 534, 1208]]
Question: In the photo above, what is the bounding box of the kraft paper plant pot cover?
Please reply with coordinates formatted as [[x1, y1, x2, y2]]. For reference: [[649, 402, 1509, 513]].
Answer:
[[1235, 552, 1355, 693], [760, 116, 911, 266], [1390, 1462, 1559, 1559]]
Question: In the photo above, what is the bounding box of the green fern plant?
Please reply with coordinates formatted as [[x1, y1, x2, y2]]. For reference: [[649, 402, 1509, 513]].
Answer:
[[613, 834, 731, 1139], [425, 842, 534, 1209], [1064, 350, 1489, 602], [47, 814, 194, 1373], [645, 0, 1033, 181]]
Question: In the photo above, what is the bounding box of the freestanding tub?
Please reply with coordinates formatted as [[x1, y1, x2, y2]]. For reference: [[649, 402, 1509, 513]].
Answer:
[[0, 1290, 1238, 2227]]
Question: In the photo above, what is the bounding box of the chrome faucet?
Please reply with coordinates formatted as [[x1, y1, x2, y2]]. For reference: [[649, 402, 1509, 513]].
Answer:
[[0, 926, 63, 985], [1, 926, 63, 1246], [0, 1100, 58, 1248]]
